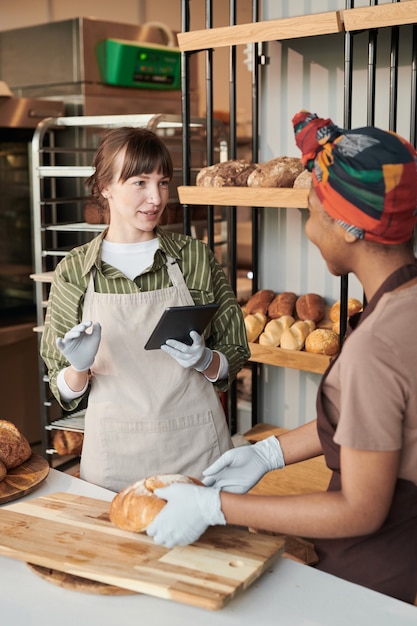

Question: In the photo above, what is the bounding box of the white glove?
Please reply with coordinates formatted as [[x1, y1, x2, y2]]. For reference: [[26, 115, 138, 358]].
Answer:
[[161, 330, 213, 372], [146, 483, 225, 548], [202, 436, 285, 493], [56, 321, 101, 372]]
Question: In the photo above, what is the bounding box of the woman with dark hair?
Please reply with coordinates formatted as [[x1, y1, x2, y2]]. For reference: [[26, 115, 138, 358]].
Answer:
[[145, 113, 417, 605], [41, 127, 249, 492]]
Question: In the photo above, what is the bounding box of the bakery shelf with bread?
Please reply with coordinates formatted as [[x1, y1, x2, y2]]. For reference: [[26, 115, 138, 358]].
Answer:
[[241, 290, 361, 374]]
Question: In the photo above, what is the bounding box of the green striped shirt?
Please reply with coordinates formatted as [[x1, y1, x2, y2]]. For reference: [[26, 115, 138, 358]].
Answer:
[[41, 226, 250, 411]]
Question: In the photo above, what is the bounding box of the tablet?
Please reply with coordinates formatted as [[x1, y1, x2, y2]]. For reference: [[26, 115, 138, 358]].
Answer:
[[144, 303, 220, 350]]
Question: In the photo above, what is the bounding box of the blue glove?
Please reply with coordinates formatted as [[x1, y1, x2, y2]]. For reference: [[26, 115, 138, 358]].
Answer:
[[56, 321, 101, 372], [161, 330, 213, 372], [146, 483, 225, 548], [202, 436, 285, 493]]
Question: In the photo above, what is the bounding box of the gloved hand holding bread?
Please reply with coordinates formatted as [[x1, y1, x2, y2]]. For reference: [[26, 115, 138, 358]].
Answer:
[[109, 473, 225, 548]]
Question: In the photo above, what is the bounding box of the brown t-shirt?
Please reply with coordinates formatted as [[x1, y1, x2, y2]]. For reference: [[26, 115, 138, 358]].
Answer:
[[322, 282, 417, 484]]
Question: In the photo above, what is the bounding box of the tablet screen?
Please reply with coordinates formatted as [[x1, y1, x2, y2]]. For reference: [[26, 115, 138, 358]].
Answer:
[[144, 303, 220, 350]]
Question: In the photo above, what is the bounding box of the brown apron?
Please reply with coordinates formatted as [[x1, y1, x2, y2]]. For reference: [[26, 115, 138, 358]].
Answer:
[[314, 264, 417, 604], [79, 255, 232, 492]]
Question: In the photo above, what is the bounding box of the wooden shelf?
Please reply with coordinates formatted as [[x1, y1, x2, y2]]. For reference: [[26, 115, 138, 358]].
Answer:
[[248, 342, 333, 374], [178, 186, 309, 208], [343, 1, 417, 32], [177, 3, 417, 54], [177, 11, 342, 52]]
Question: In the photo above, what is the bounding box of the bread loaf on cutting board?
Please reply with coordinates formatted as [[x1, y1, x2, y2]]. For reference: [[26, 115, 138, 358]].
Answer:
[[110, 474, 203, 533]]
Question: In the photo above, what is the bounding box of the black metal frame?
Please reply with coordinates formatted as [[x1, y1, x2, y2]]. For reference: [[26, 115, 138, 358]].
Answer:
[[180, 0, 417, 432]]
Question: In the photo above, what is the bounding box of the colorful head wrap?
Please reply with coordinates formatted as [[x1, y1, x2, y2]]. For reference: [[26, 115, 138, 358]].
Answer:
[[292, 110, 417, 244]]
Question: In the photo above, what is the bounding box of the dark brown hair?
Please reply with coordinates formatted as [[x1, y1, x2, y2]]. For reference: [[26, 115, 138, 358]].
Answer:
[[86, 127, 173, 208]]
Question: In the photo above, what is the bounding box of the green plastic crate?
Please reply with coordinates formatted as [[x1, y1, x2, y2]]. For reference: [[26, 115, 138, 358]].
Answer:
[[95, 38, 181, 90]]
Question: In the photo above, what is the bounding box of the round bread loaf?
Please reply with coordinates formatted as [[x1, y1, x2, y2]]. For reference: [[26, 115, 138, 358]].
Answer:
[[245, 289, 275, 315], [293, 169, 312, 189], [110, 474, 203, 533], [247, 156, 304, 188], [196, 159, 256, 187], [305, 329, 340, 356], [295, 293, 325, 323], [0, 458, 6, 482], [267, 292, 297, 319], [0, 420, 32, 469], [53, 430, 84, 456], [329, 298, 363, 322]]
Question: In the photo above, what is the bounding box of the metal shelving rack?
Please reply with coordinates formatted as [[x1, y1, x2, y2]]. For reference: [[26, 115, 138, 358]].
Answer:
[[179, 0, 417, 430]]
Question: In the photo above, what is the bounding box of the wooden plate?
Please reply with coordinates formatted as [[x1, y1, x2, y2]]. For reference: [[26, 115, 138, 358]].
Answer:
[[26, 563, 137, 595], [0, 454, 50, 504]]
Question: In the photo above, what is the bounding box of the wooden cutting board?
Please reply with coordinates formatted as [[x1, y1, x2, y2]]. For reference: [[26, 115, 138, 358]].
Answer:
[[0, 492, 285, 610]]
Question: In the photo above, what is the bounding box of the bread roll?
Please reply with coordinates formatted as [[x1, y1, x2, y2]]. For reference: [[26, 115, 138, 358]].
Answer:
[[244, 312, 267, 342], [305, 329, 340, 356], [247, 157, 304, 188], [267, 292, 297, 319], [295, 293, 325, 323], [293, 169, 312, 189], [329, 298, 363, 322], [0, 420, 32, 470], [0, 459, 6, 482], [110, 474, 203, 533], [196, 159, 256, 187], [258, 315, 295, 347], [280, 320, 312, 351], [53, 430, 84, 456], [245, 289, 275, 315]]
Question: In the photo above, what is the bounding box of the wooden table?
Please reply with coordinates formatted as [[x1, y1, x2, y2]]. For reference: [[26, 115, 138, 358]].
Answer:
[[243, 423, 332, 565]]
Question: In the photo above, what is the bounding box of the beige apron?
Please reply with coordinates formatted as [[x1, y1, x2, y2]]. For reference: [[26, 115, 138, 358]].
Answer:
[[80, 255, 232, 491]]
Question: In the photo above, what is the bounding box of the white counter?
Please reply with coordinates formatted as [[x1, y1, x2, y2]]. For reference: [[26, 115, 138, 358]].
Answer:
[[1, 469, 416, 626]]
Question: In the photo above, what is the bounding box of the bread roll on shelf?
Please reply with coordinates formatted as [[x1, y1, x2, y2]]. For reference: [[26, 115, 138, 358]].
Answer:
[[244, 312, 267, 342]]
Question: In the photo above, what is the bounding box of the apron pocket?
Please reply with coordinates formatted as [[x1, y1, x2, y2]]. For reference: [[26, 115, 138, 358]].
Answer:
[[100, 411, 222, 490]]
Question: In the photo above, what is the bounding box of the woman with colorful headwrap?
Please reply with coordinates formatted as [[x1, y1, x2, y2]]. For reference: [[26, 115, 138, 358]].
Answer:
[[143, 112, 417, 605]]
